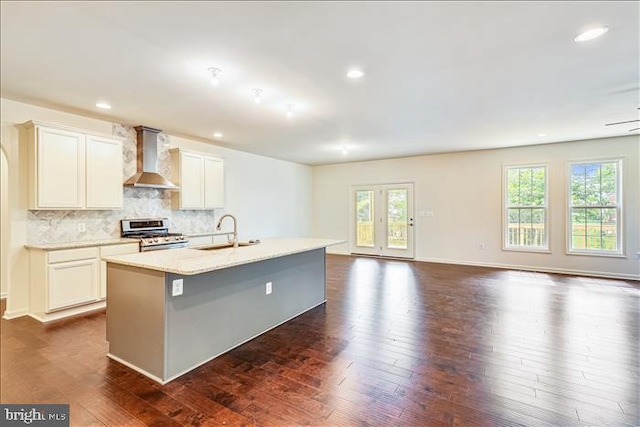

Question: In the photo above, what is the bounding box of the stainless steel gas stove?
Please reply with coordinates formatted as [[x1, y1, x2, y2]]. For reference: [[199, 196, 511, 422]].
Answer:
[[121, 218, 189, 251]]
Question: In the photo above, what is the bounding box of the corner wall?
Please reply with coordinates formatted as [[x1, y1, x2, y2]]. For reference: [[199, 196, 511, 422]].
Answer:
[[312, 136, 640, 280]]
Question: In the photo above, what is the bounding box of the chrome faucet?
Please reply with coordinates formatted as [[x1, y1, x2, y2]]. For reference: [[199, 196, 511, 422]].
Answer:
[[216, 214, 238, 248]]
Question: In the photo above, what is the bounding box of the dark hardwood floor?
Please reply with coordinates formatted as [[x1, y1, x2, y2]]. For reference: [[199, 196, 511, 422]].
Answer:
[[1, 255, 639, 426]]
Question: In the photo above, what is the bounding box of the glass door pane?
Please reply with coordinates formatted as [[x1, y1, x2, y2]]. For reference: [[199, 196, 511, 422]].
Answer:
[[352, 183, 414, 259], [356, 190, 375, 247], [386, 189, 408, 249]]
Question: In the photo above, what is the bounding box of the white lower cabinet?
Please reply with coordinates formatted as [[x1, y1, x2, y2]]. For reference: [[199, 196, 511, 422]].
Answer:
[[48, 257, 98, 311], [28, 242, 139, 322]]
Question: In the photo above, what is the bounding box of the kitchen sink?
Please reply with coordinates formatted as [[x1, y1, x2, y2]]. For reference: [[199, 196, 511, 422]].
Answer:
[[195, 240, 261, 251]]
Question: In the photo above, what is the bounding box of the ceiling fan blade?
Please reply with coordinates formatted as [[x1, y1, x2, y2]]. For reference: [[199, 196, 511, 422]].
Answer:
[[605, 119, 640, 126]]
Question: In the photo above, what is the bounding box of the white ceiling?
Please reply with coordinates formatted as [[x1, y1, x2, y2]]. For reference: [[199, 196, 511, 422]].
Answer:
[[1, 1, 638, 165]]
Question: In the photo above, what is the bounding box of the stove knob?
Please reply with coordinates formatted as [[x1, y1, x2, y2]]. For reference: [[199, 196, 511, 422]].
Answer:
[[180, 236, 185, 240], [164, 237, 170, 241], [153, 238, 159, 243]]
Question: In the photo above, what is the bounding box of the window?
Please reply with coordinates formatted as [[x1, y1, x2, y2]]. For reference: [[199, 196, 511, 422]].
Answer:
[[568, 159, 622, 255], [504, 165, 548, 251]]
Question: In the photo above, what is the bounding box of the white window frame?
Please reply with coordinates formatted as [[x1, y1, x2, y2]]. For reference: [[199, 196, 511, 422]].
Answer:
[[502, 164, 550, 252], [566, 158, 624, 257]]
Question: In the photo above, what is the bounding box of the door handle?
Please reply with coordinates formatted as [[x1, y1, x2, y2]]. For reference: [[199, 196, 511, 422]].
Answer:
[[409, 218, 414, 226]]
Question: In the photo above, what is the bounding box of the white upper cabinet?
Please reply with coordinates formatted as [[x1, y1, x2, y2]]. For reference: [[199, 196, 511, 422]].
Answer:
[[85, 135, 123, 208], [24, 121, 124, 210], [179, 151, 205, 209], [203, 156, 224, 209], [170, 148, 224, 210], [34, 126, 85, 209]]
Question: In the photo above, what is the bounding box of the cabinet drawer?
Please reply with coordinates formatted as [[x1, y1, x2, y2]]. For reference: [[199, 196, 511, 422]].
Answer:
[[101, 243, 139, 257], [48, 247, 99, 264]]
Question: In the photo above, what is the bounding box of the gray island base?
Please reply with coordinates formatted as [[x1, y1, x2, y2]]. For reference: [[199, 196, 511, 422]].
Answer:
[[106, 247, 328, 384]]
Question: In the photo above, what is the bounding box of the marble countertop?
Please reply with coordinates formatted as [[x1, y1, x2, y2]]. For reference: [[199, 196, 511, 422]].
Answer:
[[103, 237, 344, 276], [25, 238, 139, 251]]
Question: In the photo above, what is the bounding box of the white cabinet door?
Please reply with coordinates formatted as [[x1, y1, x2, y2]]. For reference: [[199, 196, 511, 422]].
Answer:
[[37, 127, 85, 208], [48, 258, 98, 311], [180, 152, 205, 209], [86, 135, 123, 209], [171, 148, 225, 210], [204, 157, 224, 209], [25, 121, 124, 210]]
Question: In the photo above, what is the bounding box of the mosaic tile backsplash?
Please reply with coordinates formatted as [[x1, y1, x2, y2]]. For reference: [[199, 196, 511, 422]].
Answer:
[[27, 124, 217, 244]]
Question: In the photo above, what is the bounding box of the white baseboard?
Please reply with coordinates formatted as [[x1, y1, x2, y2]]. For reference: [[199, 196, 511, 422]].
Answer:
[[327, 249, 350, 256], [2, 308, 29, 320], [327, 250, 639, 281], [106, 353, 167, 385], [415, 257, 639, 281], [28, 301, 106, 323]]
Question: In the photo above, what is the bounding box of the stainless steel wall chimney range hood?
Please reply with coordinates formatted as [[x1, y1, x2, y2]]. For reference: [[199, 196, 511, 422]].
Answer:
[[124, 126, 179, 190]]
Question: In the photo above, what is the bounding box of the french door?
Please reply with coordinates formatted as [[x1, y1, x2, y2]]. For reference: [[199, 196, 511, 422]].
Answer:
[[351, 183, 414, 259]]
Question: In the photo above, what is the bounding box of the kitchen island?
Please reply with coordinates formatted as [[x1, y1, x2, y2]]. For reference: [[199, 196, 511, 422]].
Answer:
[[102, 237, 342, 384]]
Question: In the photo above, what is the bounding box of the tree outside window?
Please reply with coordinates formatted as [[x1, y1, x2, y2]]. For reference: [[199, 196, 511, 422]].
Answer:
[[569, 160, 622, 254], [504, 165, 548, 251]]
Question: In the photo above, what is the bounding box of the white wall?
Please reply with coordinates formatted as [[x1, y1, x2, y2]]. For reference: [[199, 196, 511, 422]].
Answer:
[[312, 136, 640, 280], [0, 98, 312, 318], [170, 136, 311, 240]]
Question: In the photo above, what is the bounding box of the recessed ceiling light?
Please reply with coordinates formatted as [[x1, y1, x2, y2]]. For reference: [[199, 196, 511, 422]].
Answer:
[[208, 67, 222, 86], [574, 26, 609, 43], [347, 69, 365, 79], [537, 133, 547, 138], [95, 102, 111, 110], [286, 104, 295, 118], [252, 88, 263, 104], [213, 132, 223, 138]]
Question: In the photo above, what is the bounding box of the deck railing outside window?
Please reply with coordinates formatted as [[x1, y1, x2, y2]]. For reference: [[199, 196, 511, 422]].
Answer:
[[357, 222, 407, 248]]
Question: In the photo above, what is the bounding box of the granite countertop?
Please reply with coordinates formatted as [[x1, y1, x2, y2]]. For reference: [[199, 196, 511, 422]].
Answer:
[[102, 237, 344, 276], [25, 231, 243, 251], [185, 231, 235, 238], [25, 238, 140, 251]]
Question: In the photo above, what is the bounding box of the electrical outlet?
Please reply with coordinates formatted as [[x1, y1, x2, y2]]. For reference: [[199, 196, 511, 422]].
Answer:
[[636, 252, 640, 261], [77, 223, 86, 232], [265, 281, 272, 295], [172, 279, 183, 296]]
